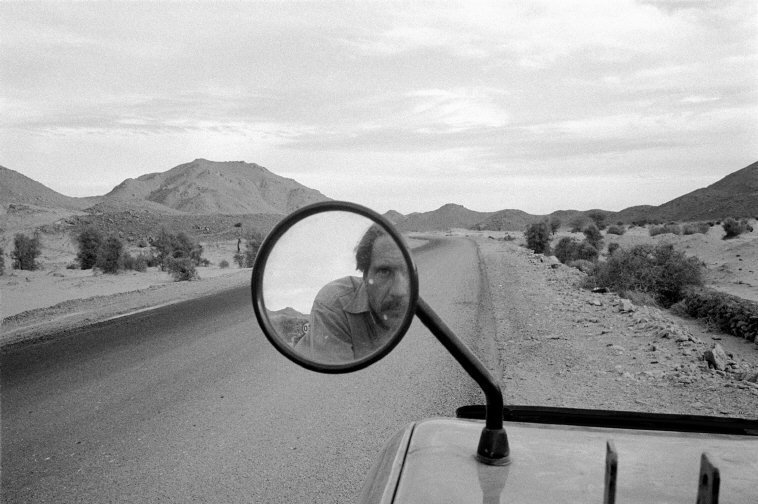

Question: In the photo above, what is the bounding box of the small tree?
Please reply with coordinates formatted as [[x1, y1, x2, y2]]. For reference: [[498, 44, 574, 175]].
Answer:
[[96, 236, 124, 274], [524, 221, 551, 255], [12, 233, 41, 270], [76, 226, 103, 269]]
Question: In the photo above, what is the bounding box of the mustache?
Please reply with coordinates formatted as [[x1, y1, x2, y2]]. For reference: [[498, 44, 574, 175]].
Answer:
[[380, 297, 407, 312]]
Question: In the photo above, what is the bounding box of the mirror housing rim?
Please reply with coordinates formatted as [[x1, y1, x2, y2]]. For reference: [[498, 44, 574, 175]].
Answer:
[[251, 201, 420, 374]]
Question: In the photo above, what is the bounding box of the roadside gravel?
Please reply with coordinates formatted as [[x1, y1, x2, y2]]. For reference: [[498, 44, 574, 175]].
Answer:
[[476, 236, 758, 419]]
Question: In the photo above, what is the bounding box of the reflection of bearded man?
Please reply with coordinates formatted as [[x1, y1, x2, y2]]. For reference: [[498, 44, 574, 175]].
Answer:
[[295, 225, 410, 363]]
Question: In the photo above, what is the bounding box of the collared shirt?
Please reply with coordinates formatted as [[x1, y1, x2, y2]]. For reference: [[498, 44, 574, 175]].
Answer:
[[294, 276, 393, 363]]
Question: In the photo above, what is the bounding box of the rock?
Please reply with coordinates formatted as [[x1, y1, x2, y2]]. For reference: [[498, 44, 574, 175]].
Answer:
[[704, 344, 729, 371], [588, 299, 603, 307], [745, 370, 758, 383], [618, 299, 636, 313]]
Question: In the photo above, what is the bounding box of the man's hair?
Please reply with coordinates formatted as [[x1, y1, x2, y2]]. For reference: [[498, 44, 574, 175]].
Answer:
[[355, 224, 387, 274]]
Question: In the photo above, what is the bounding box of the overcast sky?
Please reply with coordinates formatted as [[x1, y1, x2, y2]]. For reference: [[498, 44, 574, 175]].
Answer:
[[1, 1, 756, 214]]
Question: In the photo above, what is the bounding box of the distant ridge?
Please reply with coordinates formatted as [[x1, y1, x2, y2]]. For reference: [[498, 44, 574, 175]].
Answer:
[[105, 159, 330, 214], [0, 165, 93, 211], [396, 203, 493, 231]]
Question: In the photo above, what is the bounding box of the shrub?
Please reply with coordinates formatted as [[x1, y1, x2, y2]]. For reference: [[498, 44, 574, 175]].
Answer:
[[567, 259, 595, 274], [153, 228, 205, 268], [548, 216, 561, 235], [682, 222, 710, 235], [76, 226, 103, 269], [243, 230, 265, 267], [606, 225, 625, 235], [0, 246, 4, 275], [524, 221, 551, 255], [123, 252, 148, 272], [167, 257, 198, 281], [722, 217, 752, 239], [649, 223, 681, 236], [679, 287, 758, 342], [554, 237, 599, 264], [607, 242, 621, 255], [569, 217, 586, 233], [219, 259, 230, 269], [587, 210, 607, 230], [585, 243, 703, 307], [233, 252, 245, 268], [12, 233, 41, 270], [96, 236, 124, 274], [583, 224, 603, 250]]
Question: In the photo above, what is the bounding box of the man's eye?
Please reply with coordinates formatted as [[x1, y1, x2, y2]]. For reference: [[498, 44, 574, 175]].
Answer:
[[375, 268, 391, 278]]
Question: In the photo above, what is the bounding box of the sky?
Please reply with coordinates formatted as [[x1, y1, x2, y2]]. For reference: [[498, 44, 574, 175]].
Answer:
[[1, 1, 756, 215]]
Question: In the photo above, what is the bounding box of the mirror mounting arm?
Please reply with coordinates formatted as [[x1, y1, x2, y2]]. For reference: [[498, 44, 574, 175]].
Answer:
[[415, 297, 511, 466]]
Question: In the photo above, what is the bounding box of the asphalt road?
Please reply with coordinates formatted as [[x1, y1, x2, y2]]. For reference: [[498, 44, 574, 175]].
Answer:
[[2, 237, 491, 503]]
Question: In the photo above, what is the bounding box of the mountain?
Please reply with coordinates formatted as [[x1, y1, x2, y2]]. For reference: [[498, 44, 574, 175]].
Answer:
[[104, 159, 330, 214], [382, 210, 406, 225], [639, 161, 758, 222], [471, 209, 539, 231], [0, 165, 94, 211], [397, 203, 493, 231]]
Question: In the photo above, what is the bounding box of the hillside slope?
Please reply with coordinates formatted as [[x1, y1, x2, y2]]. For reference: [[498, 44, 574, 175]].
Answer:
[[105, 159, 330, 214], [0, 166, 94, 211]]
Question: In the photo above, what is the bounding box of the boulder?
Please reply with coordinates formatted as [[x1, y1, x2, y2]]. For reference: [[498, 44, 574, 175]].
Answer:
[[618, 299, 636, 313], [703, 343, 729, 371]]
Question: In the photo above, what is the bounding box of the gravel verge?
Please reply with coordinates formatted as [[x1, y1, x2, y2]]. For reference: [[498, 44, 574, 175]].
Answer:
[[476, 236, 758, 419]]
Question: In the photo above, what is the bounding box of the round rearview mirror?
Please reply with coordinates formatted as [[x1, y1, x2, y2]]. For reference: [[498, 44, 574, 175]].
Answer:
[[251, 202, 419, 373]]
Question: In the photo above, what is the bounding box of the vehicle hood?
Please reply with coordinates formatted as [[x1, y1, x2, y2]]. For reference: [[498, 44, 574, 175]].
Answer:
[[387, 417, 757, 503]]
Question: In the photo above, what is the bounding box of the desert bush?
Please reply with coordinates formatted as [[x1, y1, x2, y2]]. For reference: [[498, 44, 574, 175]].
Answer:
[[0, 246, 4, 275], [722, 217, 752, 239], [243, 230, 265, 267], [584, 243, 703, 307], [606, 225, 625, 235], [583, 224, 603, 250], [12, 233, 41, 271], [682, 222, 711, 235], [567, 259, 595, 274], [219, 259, 230, 269], [76, 226, 103, 269], [123, 252, 148, 272], [548, 216, 561, 235], [607, 242, 621, 255], [587, 210, 607, 230], [649, 223, 681, 236], [167, 257, 198, 281], [524, 221, 551, 255], [679, 287, 758, 342], [153, 229, 205, 268], [554, 237, 599, 264], [95, 236, 124, 274], [569, 216, 586, 233]]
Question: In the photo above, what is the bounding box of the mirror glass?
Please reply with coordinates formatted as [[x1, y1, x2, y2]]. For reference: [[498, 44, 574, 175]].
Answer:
[[260, 211, 414, 365]]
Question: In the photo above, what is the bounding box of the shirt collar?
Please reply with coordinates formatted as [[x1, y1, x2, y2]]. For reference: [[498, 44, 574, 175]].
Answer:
[[345, 276, 370, 314]]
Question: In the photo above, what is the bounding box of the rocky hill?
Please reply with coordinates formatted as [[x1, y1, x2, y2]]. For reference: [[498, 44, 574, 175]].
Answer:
[[0, 166, 96, 212], [105, 159, 330, 214], [471, 209, 539, 231], [397, 204, 493, 231], [638, 160, 758, 222]]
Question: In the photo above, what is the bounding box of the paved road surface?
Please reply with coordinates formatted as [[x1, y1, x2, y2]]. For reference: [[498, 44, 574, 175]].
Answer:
[[2, 237, 493, 503]]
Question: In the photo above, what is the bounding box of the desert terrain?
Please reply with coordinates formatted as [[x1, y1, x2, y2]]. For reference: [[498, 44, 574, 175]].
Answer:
[[2, 219, 757, 418]]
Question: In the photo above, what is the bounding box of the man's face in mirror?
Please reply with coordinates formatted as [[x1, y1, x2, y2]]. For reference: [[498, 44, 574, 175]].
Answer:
[[365, 235, 410, 330]]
